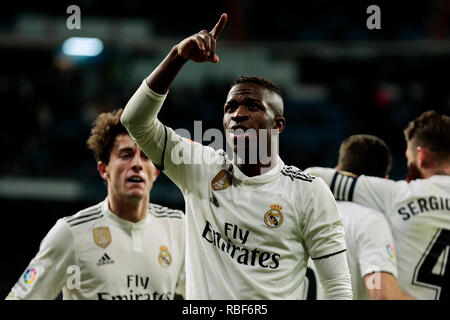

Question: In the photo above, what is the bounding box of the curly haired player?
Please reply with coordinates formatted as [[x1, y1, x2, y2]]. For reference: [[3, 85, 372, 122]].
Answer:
[[6, 109, 185, 300]]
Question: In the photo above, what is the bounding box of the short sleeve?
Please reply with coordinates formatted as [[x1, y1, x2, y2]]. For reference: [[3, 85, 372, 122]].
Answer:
[[305, 167, 401, 219], [356, 208, 398, 278], [6, 219, 76, 300]]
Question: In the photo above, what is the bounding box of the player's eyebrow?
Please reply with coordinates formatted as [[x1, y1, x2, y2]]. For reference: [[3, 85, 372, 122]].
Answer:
[[225, 97, 265, 108], [117, 147, 134, 153]]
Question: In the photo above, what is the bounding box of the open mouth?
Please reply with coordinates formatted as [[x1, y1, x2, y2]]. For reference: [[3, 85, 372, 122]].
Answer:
[[228, 125, 257, 141], [127, 176, 144, 183], [229, 125, 249, 135], [231, 124, 248, 131]]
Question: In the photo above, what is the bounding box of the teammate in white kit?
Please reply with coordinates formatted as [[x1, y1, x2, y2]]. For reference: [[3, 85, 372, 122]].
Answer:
[[306, 110, 450, 300], [121, 13, 352, 299], [6, 109, 185, 300], [303, 134, 414, 300]]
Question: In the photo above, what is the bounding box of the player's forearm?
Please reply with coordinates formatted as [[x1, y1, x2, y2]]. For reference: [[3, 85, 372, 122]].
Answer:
[[397, 290, 416, 300], [313, 251, 353, 300], [305, 167, 392, 213], [145, 46, 188, 95], [370, 289, 415, 300], [368, 285, 416, 300], [121, 81, 168, 167], [121, 45, 186, 157], [365, 273, 416, 300], [304, 167, 335, 187]]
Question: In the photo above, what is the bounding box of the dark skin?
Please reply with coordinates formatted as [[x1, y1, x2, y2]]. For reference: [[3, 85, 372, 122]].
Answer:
[[144, 13, 285, 177], [223, 83, 285, 176]]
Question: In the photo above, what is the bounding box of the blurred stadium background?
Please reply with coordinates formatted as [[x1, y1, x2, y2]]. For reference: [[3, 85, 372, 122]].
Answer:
[[1, 0, 449, 297]]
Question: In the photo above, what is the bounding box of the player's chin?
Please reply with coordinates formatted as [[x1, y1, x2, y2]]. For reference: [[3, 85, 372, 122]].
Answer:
[[226, 134, 251, 148], [124, 187, 149, 199]]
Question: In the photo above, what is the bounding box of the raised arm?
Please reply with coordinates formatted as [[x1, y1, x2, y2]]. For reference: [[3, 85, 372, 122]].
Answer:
[[121, 14, 227, 187], [146, 13, 227, 94], [304, 167, 399, 216]]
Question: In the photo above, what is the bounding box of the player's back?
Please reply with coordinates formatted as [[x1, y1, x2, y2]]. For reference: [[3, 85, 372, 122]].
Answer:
[[338, 201, 397, 300], [302, 201, 396, 300], [384, 175, 450, 300]]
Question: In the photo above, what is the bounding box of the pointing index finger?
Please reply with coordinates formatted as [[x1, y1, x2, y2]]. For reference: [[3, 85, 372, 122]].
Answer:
[[210, 13, 228, 39]]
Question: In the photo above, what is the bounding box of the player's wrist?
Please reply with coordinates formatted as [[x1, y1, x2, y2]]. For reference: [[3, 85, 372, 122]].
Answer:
[[171, 45, 189, 64]]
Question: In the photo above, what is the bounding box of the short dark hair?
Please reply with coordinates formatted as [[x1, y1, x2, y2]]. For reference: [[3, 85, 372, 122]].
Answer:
[[231, 76, 282, 97], [337, 134, 392, 178], [403, 110, 450, 160], [87, 108, 128, 164]]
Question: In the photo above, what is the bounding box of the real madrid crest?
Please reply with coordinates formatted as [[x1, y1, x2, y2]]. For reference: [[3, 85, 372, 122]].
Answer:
[[264, 204, 284, 228], [158, 245, 172, 268], [93, 227, 112, 249]]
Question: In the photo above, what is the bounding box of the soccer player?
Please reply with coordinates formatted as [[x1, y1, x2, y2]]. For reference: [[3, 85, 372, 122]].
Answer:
[[303, 134, 414, 300], [120, 13, 352, 299], [306, 110, 450, 300], [6, 109, 185, 300]]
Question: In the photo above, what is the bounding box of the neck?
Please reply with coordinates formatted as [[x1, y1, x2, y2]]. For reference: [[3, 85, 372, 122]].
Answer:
[[233, 139, 279, 177], [234, 155, 278, 177], [107, 194, 149, 223], [427, 166, 450, 177]]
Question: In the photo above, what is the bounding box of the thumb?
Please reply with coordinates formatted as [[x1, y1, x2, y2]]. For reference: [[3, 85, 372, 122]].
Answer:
[[210, 53, 220, 63]]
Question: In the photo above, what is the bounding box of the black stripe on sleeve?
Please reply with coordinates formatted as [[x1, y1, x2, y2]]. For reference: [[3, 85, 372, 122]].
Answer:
[[152, 214, 183, 219], [329, 171, 339, 196], [311, 249, 346, 260], [66, 210, 101, 223], [69, 214, 104, 227], [335, 175, 343, 201], [347, 176, 359, 201], [340, 175, 350, 201], [155, 125, 168, 172]]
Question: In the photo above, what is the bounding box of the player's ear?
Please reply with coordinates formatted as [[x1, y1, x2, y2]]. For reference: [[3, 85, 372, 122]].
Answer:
[[98, 161, 109, 180], [273, 116, 286, 133], [153, 168, 160, 182], [150, 162, 160, 183], [417, 146, 431, 169]]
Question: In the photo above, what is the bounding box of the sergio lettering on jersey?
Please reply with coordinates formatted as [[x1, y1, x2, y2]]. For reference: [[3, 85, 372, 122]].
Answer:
[[201, 220, 280, 269], [397, 196, 450, 220]]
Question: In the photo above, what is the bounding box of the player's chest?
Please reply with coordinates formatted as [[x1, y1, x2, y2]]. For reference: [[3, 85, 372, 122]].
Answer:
[[205, 179, 301, 243], [74, 226, 181, 280]]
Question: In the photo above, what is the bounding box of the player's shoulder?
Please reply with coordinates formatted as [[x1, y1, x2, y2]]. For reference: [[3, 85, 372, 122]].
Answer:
[[340, 201, 391, 235], [215, 149, 232, 164], [280, 164, 316, 184], [62, 202, 104, 228], [339, 201, 387, 223], [409, 175, 450, 191], [149, 203, 185, 221]]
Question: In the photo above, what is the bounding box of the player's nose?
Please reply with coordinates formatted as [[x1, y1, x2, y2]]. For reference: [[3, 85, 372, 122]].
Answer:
[[131, 154, 143, 171], [232, 105, 250, 121]]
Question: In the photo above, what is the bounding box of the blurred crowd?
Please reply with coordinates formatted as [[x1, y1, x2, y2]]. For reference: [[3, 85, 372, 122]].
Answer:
[[1, 0, 449, 298], [1, 0, 449, 203]]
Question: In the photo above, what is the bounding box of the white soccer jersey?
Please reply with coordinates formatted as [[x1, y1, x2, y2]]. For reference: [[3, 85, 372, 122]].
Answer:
[[121, 81, 348, 299], [306, 167, 450, 300], [302, 201, 398, 300], [6, 199, 185, 300]]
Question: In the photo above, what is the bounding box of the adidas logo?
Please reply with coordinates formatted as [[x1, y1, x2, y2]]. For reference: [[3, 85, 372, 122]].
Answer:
[[97, 253, 114, 266]]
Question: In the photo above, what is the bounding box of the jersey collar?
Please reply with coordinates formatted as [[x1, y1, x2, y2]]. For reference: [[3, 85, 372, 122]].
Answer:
[[231, 156, 284, 185], [102, 198, 150, 230]]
